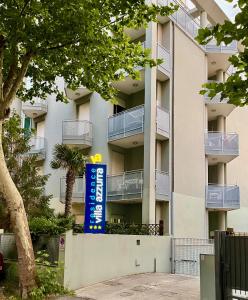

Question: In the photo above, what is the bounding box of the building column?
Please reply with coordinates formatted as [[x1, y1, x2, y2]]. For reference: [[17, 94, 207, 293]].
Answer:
[[143, 21, 157, 224], [216, 69, 224, 82], [217, 115, 225, 132], [200, 11, 208, 27]]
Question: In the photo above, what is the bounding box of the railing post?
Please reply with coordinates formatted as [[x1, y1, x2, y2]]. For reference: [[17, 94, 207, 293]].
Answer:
[[215, 231, 226, 300], [123, 110, 126, 138], [159, 220, 164, 236]]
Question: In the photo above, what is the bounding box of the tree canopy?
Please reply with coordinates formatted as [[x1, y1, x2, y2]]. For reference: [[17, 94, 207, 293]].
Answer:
[[196, 0, 247, 106], [0, 0, 177, 115]]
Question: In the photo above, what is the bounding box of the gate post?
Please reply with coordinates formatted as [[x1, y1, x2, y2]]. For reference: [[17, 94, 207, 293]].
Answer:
[[215, 231, 226, 300]]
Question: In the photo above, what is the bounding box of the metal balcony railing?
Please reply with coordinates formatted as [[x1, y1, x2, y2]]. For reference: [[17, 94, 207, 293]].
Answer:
[[107, 170, 143, 201], [205, 132, 239, 156], [204, 81, 228, 104], [157, 43, 171, 74], [206, 185, 240, 210], [22, 98, 48, 114], [155, 170, 170, 198], [158, 0, 238, 54], [108, 105, 170, 141], [205, 40, 238, 54], [62, 120, 93, 146], [156, 106, 170, 137], [28, 137, 46, 157], [60, 177, 85, 203], [108, 105, 144, 141]]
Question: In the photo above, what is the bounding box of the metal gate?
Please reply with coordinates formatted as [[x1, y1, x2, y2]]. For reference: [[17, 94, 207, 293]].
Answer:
[[172, 238, 214, 276], [215, 231, 248, 299]]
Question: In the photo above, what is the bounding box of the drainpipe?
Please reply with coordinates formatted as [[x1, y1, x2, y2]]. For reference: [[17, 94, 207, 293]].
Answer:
[[170, 21, 175, 236]]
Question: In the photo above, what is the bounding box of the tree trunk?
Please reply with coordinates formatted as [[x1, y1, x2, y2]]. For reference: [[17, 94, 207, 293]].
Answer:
[[65, 170, 75, 217], [0, 121, 36, 298]]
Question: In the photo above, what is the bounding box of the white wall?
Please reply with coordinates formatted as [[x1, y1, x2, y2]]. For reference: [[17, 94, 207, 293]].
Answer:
[[62, 231, 171, 290]]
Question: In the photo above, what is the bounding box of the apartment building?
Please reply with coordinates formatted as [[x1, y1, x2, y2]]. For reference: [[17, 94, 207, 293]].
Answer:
[[13, 0, 248, 238]]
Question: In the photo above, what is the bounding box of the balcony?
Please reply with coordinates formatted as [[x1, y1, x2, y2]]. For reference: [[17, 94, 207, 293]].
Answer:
[[206, 40, 238, 77], [27, 137, 46, 160], [60, 177, 85, 203], [157, 44, 171, 80], [107, 170, 143, 202], [65, 85, 91, 101], [62, 120, 92, 148], [22, 99, 47, 118], [155, 170, 170, 201], [205, 132, 239, 165], [107, 170, 170, 202], [60, 170, 170, 204], [206, 185, 240, 210], [204, 82, 236, 120], [112, 43, 170, 94], [108, 105, 169, 148]]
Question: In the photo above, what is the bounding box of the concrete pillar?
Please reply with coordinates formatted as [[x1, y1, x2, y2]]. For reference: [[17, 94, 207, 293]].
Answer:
[[216, 69, 224, 83], [218, 212, 226, 230], [143, 21, 157, 224], [217, 163, 225, 185], [217, 115, 225, 132], [200, 11, 208, 27]]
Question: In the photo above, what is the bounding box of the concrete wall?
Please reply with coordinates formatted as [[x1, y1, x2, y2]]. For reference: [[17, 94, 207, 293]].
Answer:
[[173, 26, 206, 238], [226, 107, 248, 231], [173, 193, 206, 238], [62, 231, 171, 290]]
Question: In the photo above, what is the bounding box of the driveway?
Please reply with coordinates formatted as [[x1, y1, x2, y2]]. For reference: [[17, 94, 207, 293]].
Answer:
[[76, 273, 200, 300]]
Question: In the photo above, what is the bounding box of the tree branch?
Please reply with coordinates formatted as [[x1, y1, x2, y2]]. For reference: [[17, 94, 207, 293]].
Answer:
[[3, 46, 18, 100], [5, 51, 33, 104], [20, 0, 31, 17]]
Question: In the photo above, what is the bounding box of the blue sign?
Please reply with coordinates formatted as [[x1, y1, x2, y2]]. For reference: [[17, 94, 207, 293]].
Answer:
[[84, 163, 107, 234]]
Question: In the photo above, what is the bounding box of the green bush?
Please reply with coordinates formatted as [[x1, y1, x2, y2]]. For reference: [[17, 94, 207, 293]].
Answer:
[[29, 216, 74, 237], [29, 251, 73, 300]]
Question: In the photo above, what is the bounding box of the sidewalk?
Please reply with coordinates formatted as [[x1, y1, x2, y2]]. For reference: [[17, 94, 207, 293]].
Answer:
[[76, 273, 200, 300]]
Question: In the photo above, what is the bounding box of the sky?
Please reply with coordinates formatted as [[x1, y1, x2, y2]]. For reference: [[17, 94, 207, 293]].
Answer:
[[215, 0, 239, 20]]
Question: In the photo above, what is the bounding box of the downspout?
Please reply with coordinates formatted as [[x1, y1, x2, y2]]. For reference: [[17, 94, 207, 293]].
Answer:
[[170, 21, 175, 236]]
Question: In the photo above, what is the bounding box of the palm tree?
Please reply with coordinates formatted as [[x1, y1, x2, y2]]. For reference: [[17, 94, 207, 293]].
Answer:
[[51, 144, 87, 217]]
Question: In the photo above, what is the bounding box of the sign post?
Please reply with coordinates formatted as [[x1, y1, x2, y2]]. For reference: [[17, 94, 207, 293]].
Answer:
[[84, 162, 107, 234]]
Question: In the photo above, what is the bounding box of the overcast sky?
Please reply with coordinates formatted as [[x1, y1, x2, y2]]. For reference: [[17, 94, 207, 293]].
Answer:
[[216, 0, 239, 20]]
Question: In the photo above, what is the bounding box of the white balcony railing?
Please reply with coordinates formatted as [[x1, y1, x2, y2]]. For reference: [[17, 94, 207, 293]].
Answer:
[[62, 120, 93, 146], [60, 177, 85, 203], [157, 106, 170, 137], [206, 184, 240, 210], [205, 132, 239, 156], [108, 105, 144, 141]]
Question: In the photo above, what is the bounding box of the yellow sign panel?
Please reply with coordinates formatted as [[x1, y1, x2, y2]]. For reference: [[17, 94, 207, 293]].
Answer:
[[90, 153, 102, 164]]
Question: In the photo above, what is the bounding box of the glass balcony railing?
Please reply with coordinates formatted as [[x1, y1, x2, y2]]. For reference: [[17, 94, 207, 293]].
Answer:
[[156, 170, 170, 199], [158, 0, 238, 53], [108, 105, 169, 141], [60, 170, 170, 203], [28, 137, 46, 159], [62, 120, 93, 147], [107, 170, 144, 201], [60, 177, 85, 203], [157, 106, 170, 137], [108, 105, 144, 141], [205, 132, 239, 156], [206, 184, 240, 210]]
